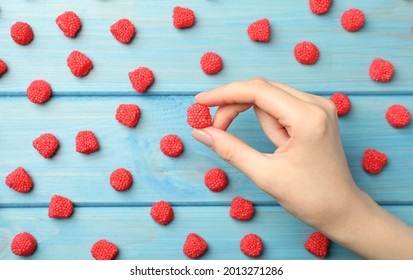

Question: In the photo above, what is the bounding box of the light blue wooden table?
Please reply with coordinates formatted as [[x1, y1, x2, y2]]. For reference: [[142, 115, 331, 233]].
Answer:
[[0, 0, 412, 260]]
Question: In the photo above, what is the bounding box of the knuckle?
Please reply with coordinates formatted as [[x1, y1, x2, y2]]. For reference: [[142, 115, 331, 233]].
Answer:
[[249, 77, 269, 88]]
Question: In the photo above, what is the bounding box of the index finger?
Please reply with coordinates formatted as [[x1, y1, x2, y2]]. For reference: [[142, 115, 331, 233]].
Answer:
[[195, 78, 308, 124]]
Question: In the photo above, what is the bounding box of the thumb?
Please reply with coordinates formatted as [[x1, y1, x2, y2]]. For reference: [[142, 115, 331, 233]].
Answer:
[[192, 126, 270, 183]]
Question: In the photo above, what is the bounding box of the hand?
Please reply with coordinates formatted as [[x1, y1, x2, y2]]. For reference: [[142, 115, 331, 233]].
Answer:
[[192, 78, 413, 259]]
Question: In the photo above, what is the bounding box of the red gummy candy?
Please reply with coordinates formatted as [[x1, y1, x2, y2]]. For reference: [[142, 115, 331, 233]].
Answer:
[[200, 52, 223, 75], [341, 9, 365, 32], [230, 196, 255, 221], [294, 41, 319, 65], [33, 133, 59, 158], [330, 93, 351, 116], [309, 0, 332, 15], [187, 103, 213, 129], [240, 233, 263, 257], [5, 167, 33, 193], [247, 18, 270, 42], [128, 67, 154, 93], [11, 232, 37, 256], [362, 148, 387, 174], [183, 233, 208, 259], [173, 6, 196, 29], [116, 104, 141, 128], [204, 168, 228, 192], [111, 18, 136, 44], [0, 59, 8, 77], [160, 134, 184, 157], [110, 168, 133, 191], [48, 195, 74, 218], [76, 130, 99, 154], [26, 80, 52, 104], [10, 22, 33, 45], [150, 201, 174, 225], [91, 240, 118, 260], [386, 105, 410, 128], [67, 50, 93, 77], [304, 232, 330, 258], [369, 58, 394, 83], [56, 11, 81, 38]]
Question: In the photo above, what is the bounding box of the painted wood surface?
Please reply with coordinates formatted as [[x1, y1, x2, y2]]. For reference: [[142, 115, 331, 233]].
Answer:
[[0, 0, 413, 260], [0, 0, 412, 94]]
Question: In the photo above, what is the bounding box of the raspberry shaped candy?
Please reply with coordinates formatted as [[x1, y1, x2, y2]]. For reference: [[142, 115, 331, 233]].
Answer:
[[10, 22, 33, 45], [5, 167, 33, 193], [111, 18, 136, 44], [110, 168, 133, 191], [116, 104, 141, 128], [11, 232, 37, 256], [200, 52, 223, 75], [204, 168, 228, 192], [362, 148, 387, 174], [26, 80, 52, 104], [294, 41, 319, 65], [128, 67, 154, 93], [240, 233, 263, 257], [48, 195, 74, 218], [76, 130, 99, 154], [56, 11, 81, 38], [386, 105, 411, 128], [183, 233, 208, 258], [341, 9, 365, 32], [0, 59, 8, 77], [230, 196, 255, 221], [330, 93, 351, 116], [187, 103, 213, 129], [67, 50, 93, 77], [33, 133, 59, 158], [304, 232, 330, 258], [309, 0, 332, 15], [150, 201, 174, 225], [91, 240, 118, 260], [173, 6, 196, 29], [247, 18, 270, 42], [160, 134, 184, 157], [369, 58, 394, 83]]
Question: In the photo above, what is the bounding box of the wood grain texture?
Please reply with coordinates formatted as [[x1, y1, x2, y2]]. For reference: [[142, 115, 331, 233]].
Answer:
[[0, 96, 413, 207], [0, 0, 413, 260], [0, 0, 412, 94]]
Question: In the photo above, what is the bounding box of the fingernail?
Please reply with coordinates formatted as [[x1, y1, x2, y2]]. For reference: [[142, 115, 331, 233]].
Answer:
[[192, 129, 214, 147]]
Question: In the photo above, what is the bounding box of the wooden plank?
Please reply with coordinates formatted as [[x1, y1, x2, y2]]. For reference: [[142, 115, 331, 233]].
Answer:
[[0, 205, 368, 260], [0, 95, 413, 205], [0, 0, 412, 94]]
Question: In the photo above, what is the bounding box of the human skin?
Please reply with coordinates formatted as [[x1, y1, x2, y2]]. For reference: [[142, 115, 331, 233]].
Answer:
[[192, 78, 413, 259]]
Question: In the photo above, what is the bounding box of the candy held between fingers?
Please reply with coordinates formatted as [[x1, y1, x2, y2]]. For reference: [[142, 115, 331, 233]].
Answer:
[[26, 80, 52, 104], [11, 232, 37, 256], [362, 148, 388, 174], [304, 232, 330, 258], [150, 201, 174, 225], [173, 6, 196, 29], [48, 195, 74, 218], [247, 18, 271, 42], [294, 41, 319, 65], [183, 233, 208, 258], [230, 196, 255, 221], [10, 22, 33, 45], [309, 0, 332, 15], [386, 105, 411, 128], [187, 103, 213, 129], [5, 167, 33, 193], [240, 233, 263, 257], [160, 134, 184, 157], [111, 18, 136, 44], [330, 93, 351, 116], [91, 240, 118, 260], [56, 11, 81, 38], [200, 52, 223, 75], [110, 168, 133, 191]]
